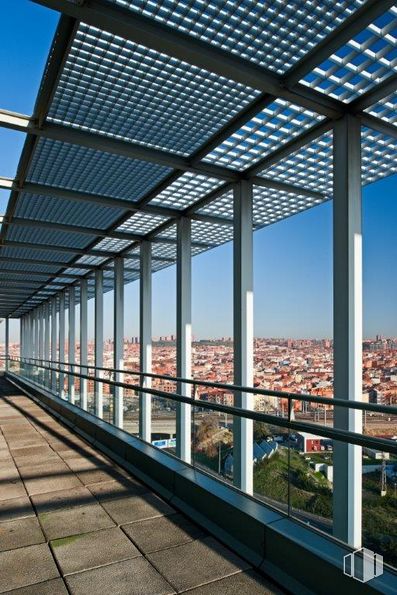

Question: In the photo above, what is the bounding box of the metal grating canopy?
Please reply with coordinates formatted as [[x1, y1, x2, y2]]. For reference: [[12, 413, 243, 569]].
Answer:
[[0, 0, 396, 317]]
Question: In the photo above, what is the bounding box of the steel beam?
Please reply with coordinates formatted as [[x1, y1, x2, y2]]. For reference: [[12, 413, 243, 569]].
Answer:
[[333, 115, 362, 548], [285, 0, 395, 87], [233, 181, 254, 494], [95, 269, 104, 418], [68, 286, 76, 403], [113, 257, 124, 429], [139, 241, 152, 442], [176, 217, 192, 463], [32, 0, 342, 118], [80, 278, 88, 410]]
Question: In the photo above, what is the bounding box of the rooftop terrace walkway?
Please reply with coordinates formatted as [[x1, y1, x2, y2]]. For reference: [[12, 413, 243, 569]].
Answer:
[[0, 378, 283, 595]]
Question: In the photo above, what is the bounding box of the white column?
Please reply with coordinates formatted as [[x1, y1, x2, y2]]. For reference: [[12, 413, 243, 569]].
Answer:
[[51, 298, 57, 392], [80, 279, 88, 410], [59, 292, 66, 399], [333, 115, 363, 548], [176, 217, 192, 463], [34, 309, 39, 360], [233, 181, 254, 494], [68, 286, 76, 404], [114, 257, 124, 428], [139, 241, 152, 442], [95, 270, 104, 418], [44, 302, 50, 386], [38, 306, 44, 360], [5, 317, 9, 371]]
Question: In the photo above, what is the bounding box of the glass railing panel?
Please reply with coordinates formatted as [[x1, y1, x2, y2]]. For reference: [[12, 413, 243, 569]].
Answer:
[[192, 405, 234, 484], [123, 384, 139, 436], [151, 394, 177, 455]]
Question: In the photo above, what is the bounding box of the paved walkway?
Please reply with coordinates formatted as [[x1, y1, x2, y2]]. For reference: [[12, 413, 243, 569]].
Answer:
[[0, 378, 284, 595]]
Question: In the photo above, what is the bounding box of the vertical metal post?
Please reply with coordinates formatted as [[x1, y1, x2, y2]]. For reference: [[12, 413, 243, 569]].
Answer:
[[114, 257, 124, 428], [5, 317, 9, 372], [95, 270, 104, 418], [333, 115, 363, 548], [39, 306, 44, 360], [51, 298, 57, 392], [68, 286, 76, 404], [44, 302, 50, 387], [34, 309, 39, 359], [176, 217, 192, 463], [59, 292, 66, 399], [139, 241, 152, 442], [80, 279, 88, 410], [233, 180, 254, 495]]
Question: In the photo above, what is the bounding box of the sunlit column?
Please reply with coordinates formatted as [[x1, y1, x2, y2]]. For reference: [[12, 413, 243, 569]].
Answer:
[[68, 286, 76, 404], [59, 292, 66, 399], [233, 180, 254, 495], [5, 317, 9, 372], [176, 217, 192, 463], [38, 306, 44, 361], [44, 301, 50, 386], [114, 257, 124, 428], [34, 308, 39, 360], [139, 240, 152, 442], [95, 270, 104, 418], [333, 114, 362, 548], [51, 297, 57, 392], [80, 278, 88, 410]]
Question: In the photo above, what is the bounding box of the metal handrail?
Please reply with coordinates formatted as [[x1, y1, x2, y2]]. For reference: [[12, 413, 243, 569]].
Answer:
[[7, 356, 397, 454], [13, 355, 397, 415]]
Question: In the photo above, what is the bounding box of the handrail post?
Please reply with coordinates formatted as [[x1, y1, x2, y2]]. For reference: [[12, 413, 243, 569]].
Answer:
[[59, 291, 66, 399], [68, 286, 76, 404], [51, 297, 57, 392], [5, 316, 9, 372]]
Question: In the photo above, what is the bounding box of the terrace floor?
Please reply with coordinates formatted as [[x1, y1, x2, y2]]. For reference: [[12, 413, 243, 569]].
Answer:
[[0, 377, 284, 595]]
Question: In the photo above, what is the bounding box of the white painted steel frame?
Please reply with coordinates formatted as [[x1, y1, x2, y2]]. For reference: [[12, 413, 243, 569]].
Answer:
[[332, 115, 363, 548], [233, 181, 254, 494], [176, 217, 192, 463], [95, 269, 104, 418], [114, 257, 124, 428], [68, 286, 76, 403], [139, 241, 152, 442], [80, 278, 88, 410]]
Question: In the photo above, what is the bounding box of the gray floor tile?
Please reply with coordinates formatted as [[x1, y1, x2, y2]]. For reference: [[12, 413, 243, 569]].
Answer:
[[147, 536, 250, 592], [0, 496, 34, 522], [0, 544, 60, 593], [39, 503, 115, 540], [186, 569, 285, 594], [65, 557, 175, 595], [101, 492, 175, 525], [87, 478, 148, 502], [31, 485, 97, 514], [0, 481, 27, 502], [2, 578, 68, 595], [122, 513, 205, 553], [0, 516, 44, 552], [51, 526, 141, 575]]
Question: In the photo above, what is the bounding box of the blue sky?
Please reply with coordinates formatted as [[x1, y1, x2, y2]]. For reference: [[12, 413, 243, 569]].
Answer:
[[1, 1, 396, 342]]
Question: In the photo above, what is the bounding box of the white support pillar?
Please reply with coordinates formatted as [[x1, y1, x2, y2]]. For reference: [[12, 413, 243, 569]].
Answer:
[[44, 302, 50, 386], [51, 298, 57, 392], [176, 217, 192, 463], [139, 241, 152, 442], [333, 115, 363, 548], [34, 309, 39, 360], [59, 292, 66, 399], [95, 270, 104, 418], [114, 257, 124, 428], [68, 286, 76, 404], [233, 180, 254, 495], [5, 317, 9, 372], [80, 279, 88, 410], [38, 307, 44, 361]]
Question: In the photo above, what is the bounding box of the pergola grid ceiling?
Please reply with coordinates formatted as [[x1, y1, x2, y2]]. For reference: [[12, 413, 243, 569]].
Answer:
[[1, 0, 397, 318]]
